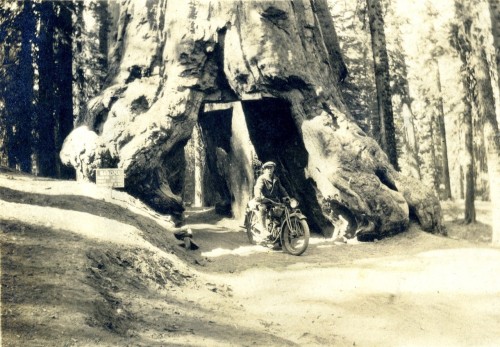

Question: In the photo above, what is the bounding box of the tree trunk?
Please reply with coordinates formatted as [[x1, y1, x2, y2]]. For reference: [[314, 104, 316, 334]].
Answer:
[[1, 2, 36, 172], [61, 0, 442, 237], [54, 3, 74, 178], [459, 165, 464, 199], [96, 2, 109, 74], [366, 0, 399, 170], [486, 0, 500, 127], [450, 12, 477, 223], [401, 102, 421, 179], [396, 55, 421, 180], [473, 48, 500, 242], [36, 1, 57, 177], [73, 1, 85, 120], [73, 1, 110, 124], [464, 98, 476, 223], [429, 115, 439, 192], [312, 0, 348, 82], [474, 120, 489, 200], [193, 124, 205, 207], [0, 4, 21, 168], [462, 82, 476, 224], [329, 0, 374, 134], [434, 60, 452, 200]]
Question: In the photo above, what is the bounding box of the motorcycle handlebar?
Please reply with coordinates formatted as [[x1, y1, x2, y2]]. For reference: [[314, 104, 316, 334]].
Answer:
[[259, 197, 280, 205], [259, 197, 292, 205]]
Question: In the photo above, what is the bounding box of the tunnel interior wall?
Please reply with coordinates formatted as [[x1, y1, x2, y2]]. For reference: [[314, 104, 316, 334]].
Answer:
[[242, 98, 333, 235]]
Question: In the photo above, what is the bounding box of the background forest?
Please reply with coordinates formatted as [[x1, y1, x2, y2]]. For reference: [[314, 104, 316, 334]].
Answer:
[[1, 0, 499, 241]]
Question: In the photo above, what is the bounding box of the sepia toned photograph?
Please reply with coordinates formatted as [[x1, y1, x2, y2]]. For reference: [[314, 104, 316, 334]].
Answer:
[[1, 0, 499, 346]]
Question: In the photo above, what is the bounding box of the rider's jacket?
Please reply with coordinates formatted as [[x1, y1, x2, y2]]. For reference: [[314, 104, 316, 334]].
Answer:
[[254, 174, 289, 203]]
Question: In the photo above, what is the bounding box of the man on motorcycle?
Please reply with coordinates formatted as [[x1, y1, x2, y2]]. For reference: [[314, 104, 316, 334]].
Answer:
[[252, 161, 289, 242]]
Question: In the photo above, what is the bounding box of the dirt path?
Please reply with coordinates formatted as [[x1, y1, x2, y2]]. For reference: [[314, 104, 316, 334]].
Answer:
[[2, 172, 500, 346], [183, 210, 500, 346]]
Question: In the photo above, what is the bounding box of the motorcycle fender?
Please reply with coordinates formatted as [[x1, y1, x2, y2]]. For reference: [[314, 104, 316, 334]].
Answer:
[[288, 212, 307, 220]]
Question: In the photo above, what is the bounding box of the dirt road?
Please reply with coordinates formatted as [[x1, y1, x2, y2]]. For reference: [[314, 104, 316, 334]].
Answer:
[[1, 173, 500, 346], [186, 210, 500, 346]]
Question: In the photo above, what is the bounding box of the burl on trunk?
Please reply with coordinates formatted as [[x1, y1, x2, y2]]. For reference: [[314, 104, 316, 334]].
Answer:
[[61, 0, 442, 238]]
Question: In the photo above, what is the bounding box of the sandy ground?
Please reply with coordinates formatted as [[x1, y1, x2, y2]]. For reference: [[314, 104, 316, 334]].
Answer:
[[1, 170, 500, 346]]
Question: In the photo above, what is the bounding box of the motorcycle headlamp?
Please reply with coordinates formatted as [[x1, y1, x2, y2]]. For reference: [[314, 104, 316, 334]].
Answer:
[[289, 198, 299, 208]]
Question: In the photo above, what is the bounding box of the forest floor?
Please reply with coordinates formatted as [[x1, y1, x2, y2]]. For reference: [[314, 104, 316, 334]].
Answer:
[[1, 168, 500, 347]]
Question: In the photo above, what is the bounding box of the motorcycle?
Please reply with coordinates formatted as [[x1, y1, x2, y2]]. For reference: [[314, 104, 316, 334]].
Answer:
[[244, 197, 310, 256]]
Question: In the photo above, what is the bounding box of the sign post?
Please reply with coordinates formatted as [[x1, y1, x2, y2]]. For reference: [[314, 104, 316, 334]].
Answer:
[[95, 169, 125, 199]]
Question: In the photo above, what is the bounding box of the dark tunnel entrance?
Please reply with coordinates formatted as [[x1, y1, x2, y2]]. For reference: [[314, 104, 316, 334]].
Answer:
[[241, 98, 331, 234], [182, 98, 332, 234], [197, 106, 233, 215]]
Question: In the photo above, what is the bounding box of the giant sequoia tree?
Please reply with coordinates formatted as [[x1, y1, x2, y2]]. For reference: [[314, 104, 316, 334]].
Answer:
[[61, 0, 442, 238]]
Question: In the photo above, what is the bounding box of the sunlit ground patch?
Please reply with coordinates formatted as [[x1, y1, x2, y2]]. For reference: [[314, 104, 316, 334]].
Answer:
[[201, 245, 278, 257], [309, 236, 365, 246]]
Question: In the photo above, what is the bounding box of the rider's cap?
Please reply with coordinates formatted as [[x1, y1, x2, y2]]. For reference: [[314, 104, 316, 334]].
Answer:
[[262, 161, 276, 169]]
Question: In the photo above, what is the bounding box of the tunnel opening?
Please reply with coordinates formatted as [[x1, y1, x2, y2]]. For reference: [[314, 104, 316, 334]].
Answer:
[[182, 98, 332, 235], [183, 106, 234, 216], [242, 98, 332, 235], [200, 107, 235, 216]]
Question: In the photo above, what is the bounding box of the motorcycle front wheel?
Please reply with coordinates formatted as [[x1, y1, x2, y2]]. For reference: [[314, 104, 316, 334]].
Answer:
[[281, 217, 310, 256]]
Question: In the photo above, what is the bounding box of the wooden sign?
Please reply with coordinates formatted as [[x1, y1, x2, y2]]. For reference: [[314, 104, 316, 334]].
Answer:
[[95, 169, 125, 188]]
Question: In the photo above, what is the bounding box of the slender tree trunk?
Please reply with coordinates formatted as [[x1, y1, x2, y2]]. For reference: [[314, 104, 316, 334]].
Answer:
[[459, 165, 464, 199], [36, 1, 57, 177], [401, 101, 421, 180], [193, 124, 205, 207], [429, 115, 439, 192], [73, 1, 85, 119], [464, 97, 476, 223], [473, 49, 500, 243], [461, 57, 475, 222], [366, 0, 399, 170], [486, 0, 500, 127], [11, 1, 35, 172], [0, 7, 8, 165], [313, 0, 348, 82], [96, 2, 109, 75], [474, 116, 488, 200], [401, 96, 422, 180], [0, 6, 19, 169], [54, 3, 74, 178], [450, 13, 477, 222], [393, 36, 421, 179], [434, 60, 452, 200]]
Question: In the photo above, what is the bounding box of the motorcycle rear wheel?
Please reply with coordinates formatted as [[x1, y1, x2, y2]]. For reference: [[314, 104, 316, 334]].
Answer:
[[281, 217, 309, 256]]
